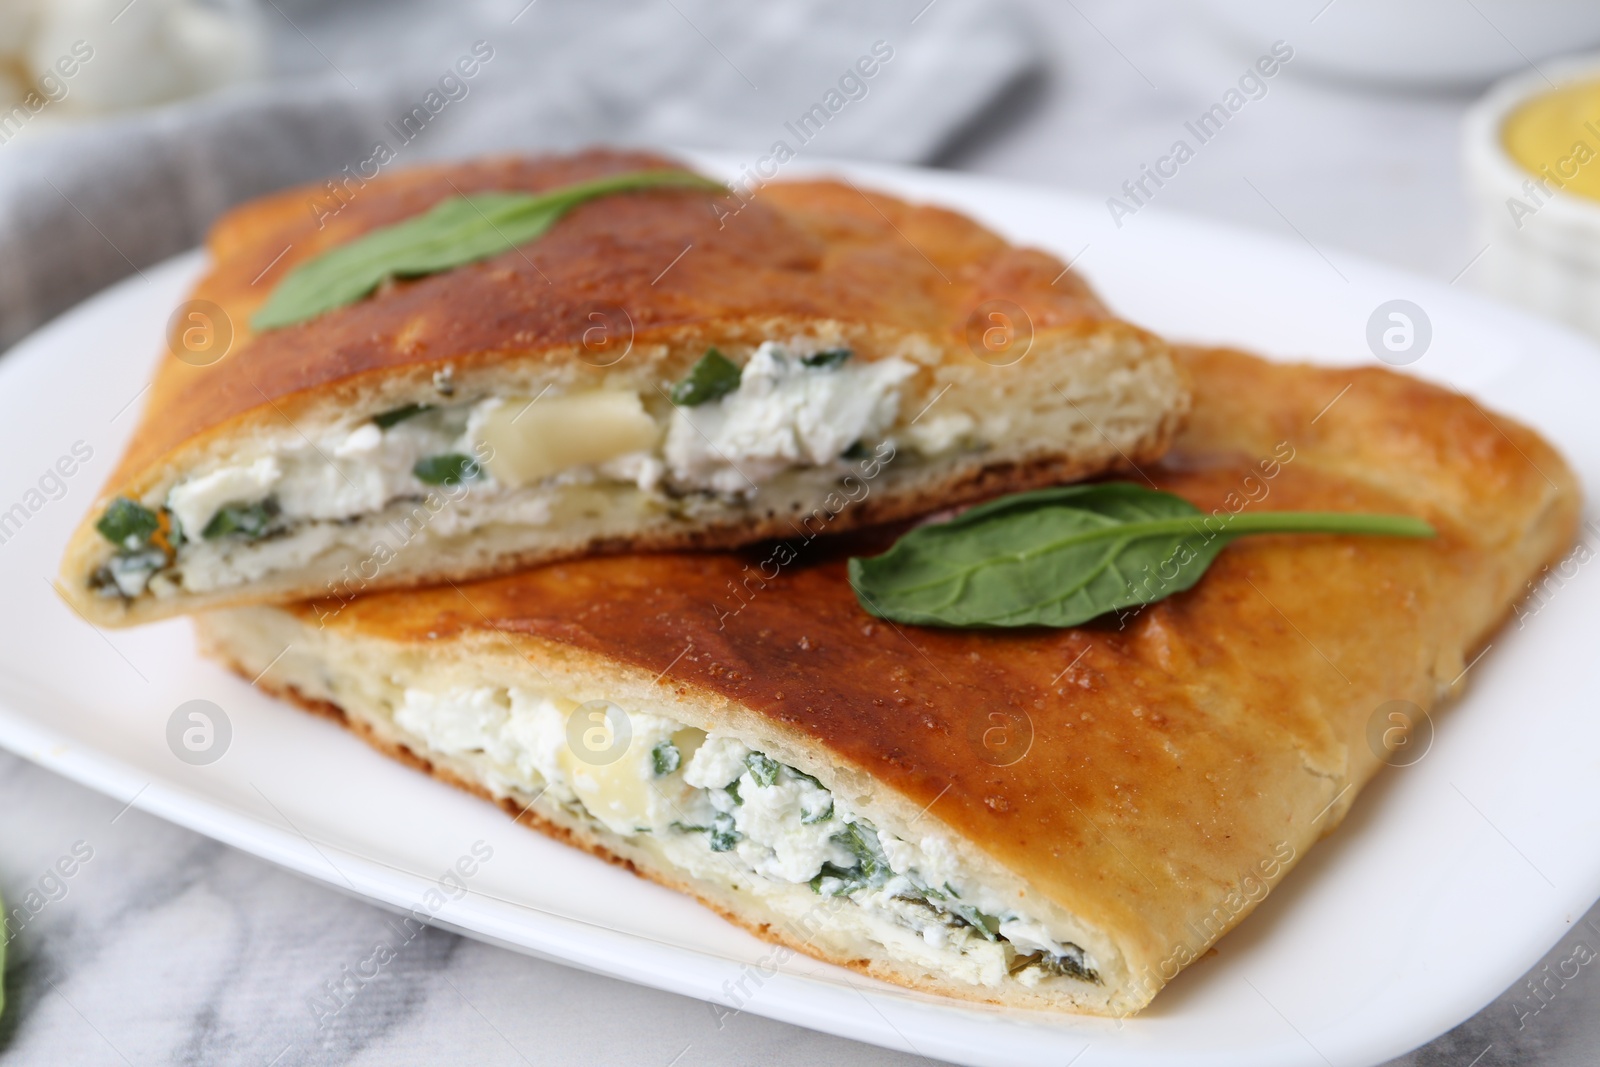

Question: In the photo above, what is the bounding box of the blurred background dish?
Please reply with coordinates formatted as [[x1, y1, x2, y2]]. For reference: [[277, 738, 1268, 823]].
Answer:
[[1465, 52, 1600, 340], [0, 0, 263, 116], [1192, 0, 1600, 89]]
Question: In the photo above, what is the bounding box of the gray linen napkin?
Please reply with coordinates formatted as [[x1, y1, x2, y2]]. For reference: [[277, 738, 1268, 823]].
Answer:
[[0, 0, 1041, 350]]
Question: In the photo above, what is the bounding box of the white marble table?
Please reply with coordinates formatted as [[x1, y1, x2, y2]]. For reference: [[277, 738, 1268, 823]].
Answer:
[[4, 2, 1598, 1064]]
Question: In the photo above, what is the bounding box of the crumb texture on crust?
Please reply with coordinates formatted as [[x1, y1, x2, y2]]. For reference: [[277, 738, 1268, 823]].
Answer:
[[196, 347, 1580, 1014]]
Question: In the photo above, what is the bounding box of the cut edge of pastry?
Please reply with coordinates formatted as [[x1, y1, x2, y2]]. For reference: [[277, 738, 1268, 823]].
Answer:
[[64, 317, 1187, 627], [195, 606, 1155, 1017]]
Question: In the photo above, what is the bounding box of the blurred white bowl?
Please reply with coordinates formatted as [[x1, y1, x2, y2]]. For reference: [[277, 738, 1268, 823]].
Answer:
[[1464, 54, 1600, 339], [0, 0, 262, 121], [1195, 0, 1600, 89]]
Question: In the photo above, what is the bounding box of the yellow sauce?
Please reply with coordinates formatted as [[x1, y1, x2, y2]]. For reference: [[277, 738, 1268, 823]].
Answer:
[[1503, 79, 1600, 202]]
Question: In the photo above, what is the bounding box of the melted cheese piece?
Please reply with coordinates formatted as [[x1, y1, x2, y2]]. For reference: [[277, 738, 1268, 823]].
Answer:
[[555, 709, 702, 835], [476, 391, 661, 488]]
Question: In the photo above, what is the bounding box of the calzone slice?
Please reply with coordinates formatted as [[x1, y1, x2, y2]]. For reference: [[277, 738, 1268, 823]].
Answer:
[[59, 148, 1186, 626], [194, 347, 1578, 1014]]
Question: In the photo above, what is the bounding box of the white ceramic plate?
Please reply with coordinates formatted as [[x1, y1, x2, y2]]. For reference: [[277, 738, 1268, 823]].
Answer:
[[2, 156, 1597, 1067]]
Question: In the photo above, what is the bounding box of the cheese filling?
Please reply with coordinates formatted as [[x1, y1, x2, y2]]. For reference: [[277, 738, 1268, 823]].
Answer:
[[92, 342, 961, 599], [664, 342, 916, 496], [393, 685, 1099, 990]]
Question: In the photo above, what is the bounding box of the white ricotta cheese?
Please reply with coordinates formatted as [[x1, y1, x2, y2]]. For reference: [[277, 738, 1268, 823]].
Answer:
[[682, 735, 751, 789], [664, 343, 917, 496], [333, 422, 383, 457], [385, 683, 1096, 990], [596, 451, 666, 493], [904, 411, 976, 456], [148, 338, 983, 597], [502, 689, 578, 801], [396, 686, 513, 763], [728, 765, 851, 883], [166, 456, 280, 539], [165, 405, 473, 537], [271, 414, 463, 522]]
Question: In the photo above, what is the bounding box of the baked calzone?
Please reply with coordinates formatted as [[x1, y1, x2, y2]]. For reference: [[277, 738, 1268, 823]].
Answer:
[[194, 347, 1579, 1013], [60, 149, 1186, 626]]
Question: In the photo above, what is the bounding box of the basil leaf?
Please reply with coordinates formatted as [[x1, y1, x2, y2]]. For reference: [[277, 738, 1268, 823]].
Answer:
[[800, 348, 852, 368], [372, 403, 432, 429], [413, 454, 481, 486], [848, 482, 1435, 628], [95, 497, 159, 548], [670, 348, 742, 406], [252, 170, 725, 331], [202, 497, 280, 540]]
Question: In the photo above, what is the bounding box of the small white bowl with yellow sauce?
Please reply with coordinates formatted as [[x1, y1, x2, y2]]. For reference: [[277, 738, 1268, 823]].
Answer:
[[1466, 55, 1600, 339]]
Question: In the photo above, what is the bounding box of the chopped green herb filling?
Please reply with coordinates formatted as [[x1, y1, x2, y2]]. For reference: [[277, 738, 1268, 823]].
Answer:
[[810, 862, 864, 896], [809, 822, 902, 896], [372, 402, 432, 429], [202, 498, 280, 540], [800, 348, 852, 368], [91, 548, 169, 598], [744, 752, 780, 787], [947, 900, 1002, 941], [1010, 950, 1099, 983], [800, 796, 833, 825], [651, 740, 681, 776], [95, 498, 160, 548], [670, 348, 742, 406], [656, 746, 1096, 983], [835, 822, 886, 871], [413, 453, 482, 486], [707, 811, 741, 852]]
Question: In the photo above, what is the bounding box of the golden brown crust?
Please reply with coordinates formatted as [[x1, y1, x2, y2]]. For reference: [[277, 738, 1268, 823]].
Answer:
[[99, 147, 1129, 499], [63, 147, 1182, 626], [227, 346, 1579, 1009]]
